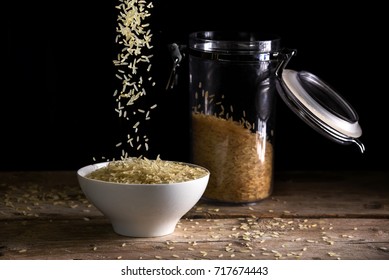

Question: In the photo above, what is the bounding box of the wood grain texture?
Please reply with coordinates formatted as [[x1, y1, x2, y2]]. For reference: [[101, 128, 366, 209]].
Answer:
[[1, 171, 388, 260]]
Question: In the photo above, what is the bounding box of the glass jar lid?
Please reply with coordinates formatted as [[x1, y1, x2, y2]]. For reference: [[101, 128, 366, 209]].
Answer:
[[276, 68, 365, 153]]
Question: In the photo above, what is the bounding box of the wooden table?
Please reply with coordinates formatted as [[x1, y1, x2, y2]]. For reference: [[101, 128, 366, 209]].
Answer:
[[1, 170, 388, 260]]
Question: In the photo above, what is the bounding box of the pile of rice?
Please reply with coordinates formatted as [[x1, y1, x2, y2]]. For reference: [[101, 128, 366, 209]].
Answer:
[[192, 113, 273, 203], [87, 157, 209, 184]]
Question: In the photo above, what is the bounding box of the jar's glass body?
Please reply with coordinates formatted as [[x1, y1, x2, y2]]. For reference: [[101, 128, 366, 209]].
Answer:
[[189, 31, 281, 204]]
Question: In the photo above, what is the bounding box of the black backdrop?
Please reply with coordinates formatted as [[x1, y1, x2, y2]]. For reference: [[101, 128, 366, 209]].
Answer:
[[2, 1, 387, 172]]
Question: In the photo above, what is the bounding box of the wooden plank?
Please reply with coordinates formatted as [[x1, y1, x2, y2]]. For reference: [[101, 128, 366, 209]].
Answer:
[[1, 171, 388, 220], [1, 171, 388, 260], [1, 217, 388, 260]]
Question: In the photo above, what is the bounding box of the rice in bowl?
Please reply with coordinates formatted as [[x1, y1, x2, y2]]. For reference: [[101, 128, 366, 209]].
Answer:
[[77, 158, 210, 237], [86, 157, 209, 184]]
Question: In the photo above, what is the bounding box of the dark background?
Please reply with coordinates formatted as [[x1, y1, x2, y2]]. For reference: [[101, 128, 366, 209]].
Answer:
[[2, 1, 387, 172]]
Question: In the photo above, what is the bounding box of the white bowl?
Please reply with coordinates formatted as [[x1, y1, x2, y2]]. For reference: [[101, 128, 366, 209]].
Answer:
[[77, 161, 210, 237]]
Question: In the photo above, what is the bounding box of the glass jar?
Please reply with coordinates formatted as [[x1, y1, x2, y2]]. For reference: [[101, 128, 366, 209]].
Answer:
[[187, 30, 365, 204], [188, 31, 284, 204]]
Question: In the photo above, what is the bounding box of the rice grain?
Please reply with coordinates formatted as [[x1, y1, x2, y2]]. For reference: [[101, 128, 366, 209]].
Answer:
[[87, 157, 209, 184]]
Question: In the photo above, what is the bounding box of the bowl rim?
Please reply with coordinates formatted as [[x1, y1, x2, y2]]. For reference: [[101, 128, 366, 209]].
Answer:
[[77, 160, 210, 186]]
